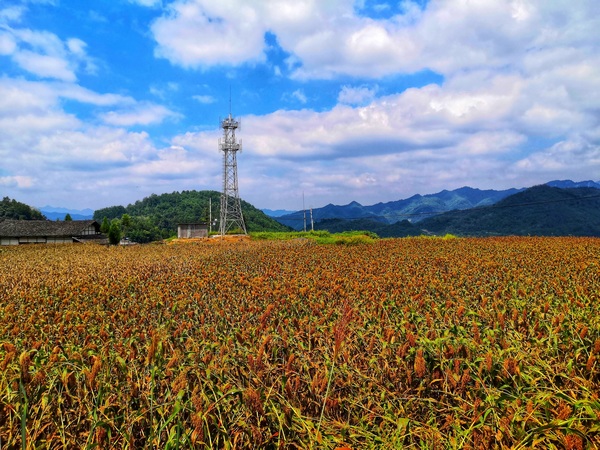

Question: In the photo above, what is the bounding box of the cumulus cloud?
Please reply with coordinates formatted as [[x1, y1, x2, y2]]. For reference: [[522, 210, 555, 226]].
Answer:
[[149, 0, 600, 82], [0, 80, 155, 165], [31, 128, 155, 173], [514, 138, 600, 174], [130, 145, 213, 180], [171, 129, 221, 158], [151, 0, 267, 67], [0, 18, 97, 81], [0, 76, 187, 208]]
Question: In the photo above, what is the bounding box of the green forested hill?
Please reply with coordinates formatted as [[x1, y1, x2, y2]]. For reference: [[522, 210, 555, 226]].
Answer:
[[0, 197, 45, 220], [94, 190, 290, 240], [417, 185, 600, 236]]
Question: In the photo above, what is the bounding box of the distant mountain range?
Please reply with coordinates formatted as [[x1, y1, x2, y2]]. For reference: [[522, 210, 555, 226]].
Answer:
[[39, 206, 94, 221], [271, 180, 600, 231], [261, 209, 295, 217], [312, 185, 600, 237]]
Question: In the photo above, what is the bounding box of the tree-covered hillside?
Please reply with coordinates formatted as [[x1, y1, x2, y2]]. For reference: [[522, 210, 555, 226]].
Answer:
[[0, 197, 45, 220], [314, 218, 422, 237], [94, 190, 290, 241], [418, 185, 600, 236]]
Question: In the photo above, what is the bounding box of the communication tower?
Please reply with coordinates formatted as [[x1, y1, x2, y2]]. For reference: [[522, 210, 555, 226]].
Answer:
[[219, 112, 246, 235]]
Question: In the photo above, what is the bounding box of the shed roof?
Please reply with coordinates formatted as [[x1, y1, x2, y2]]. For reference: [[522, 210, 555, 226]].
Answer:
[[0, 219, 100, 237]]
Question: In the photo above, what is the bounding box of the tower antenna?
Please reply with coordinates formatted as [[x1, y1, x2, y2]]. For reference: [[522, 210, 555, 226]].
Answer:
[[219, 97, 246, 236]]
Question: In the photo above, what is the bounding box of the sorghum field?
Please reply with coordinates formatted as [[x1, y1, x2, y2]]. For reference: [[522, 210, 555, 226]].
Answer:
[[1, 237, 599, 449]]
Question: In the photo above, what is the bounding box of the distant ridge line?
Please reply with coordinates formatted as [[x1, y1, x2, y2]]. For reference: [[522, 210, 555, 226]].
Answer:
[[278, 191, 600, 222]]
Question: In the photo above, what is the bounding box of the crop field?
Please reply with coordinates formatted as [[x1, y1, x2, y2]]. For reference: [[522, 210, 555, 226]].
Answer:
[[0, 237, 599, 449]]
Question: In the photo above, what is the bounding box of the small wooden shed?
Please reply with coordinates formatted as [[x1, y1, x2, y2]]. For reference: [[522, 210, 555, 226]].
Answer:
[[177, 223, 208, 239], [0, 219, 103, 245]]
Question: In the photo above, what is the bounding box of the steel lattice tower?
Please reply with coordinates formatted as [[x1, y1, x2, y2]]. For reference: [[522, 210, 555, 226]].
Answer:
[[219, 113, 246, 235]]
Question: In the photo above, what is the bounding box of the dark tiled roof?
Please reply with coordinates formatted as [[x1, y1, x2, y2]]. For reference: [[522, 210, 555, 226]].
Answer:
[[0, 219, 100, 237]]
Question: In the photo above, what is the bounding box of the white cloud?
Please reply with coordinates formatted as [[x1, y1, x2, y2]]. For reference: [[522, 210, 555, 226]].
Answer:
[[13, 50, 77, 81], [130, 145, 211, 179], [129, 0, 162, 7], [192, 94, 215, 104], [338, 85, 378, 105], [152, 0, 267, 67], [35, 128, 155, 167], [100, 103, 180, 126], [0, 78, 173, 166], [149, 0, 600, 83], [0, 176, 34, 189], [24, 0, 58, 5], [0, 23, 97, 81], [171, 129, 221, 158], [0, 78, 55, 112], [0, 6, 24, 23], [66, 38, 86, 56], [290, 89, 307, 104], [55, 84, 135, 106], [514, 137, 600, 174], [149, 82, 179, 99], [0, 78, 136, 123], [0, 32, 17, 54], [0, 77, 189, 208]]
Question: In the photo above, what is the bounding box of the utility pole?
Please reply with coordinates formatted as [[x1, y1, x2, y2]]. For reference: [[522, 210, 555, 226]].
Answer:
[[303, 191, 307, 232]]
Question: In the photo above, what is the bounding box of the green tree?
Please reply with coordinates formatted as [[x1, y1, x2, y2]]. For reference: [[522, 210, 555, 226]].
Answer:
[[108, 219, 122, 245], [100, 217, 110, 233], [127, 216, 164, 244], [64, 213, 72, 221], [0, 197, 45, 220], [121, 214, 132, 238], [93, 205, 126, 221]]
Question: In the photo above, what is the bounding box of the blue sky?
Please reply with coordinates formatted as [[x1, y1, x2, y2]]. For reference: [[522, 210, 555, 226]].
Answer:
[[1, 0, 599, 211]]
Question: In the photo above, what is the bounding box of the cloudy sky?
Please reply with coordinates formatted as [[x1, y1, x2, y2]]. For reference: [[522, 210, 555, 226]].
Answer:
[[1, 0, 599, 211]]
